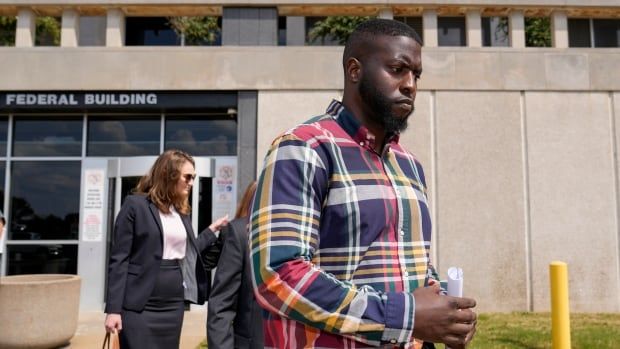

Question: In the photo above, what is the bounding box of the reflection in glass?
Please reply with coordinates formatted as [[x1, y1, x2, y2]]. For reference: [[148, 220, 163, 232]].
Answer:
[[482, 17, 509, 47], [394, 17, 424, 42], [198, 177, 213, 233], [88, 116, 160, 156], [7, 244, 77, 275], [438, 17, 466, 46], [10, 161, 80, 240], [165, 116, 237, 156], [120, 177, 141, 205], [593, 19, 620, 48], [13, 117, 83, 156], [126, 17, 180, 46], [0, 161, 5, 211], [568, 18, 591, 47], [0, 116, 8, 156]]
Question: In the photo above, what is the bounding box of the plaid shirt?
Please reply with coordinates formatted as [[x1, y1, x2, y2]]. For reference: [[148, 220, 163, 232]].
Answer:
[[251, 100, 437, 348]]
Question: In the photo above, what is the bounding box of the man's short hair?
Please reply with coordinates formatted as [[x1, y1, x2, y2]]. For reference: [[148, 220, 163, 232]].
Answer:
[[343, 18, 423, 66]]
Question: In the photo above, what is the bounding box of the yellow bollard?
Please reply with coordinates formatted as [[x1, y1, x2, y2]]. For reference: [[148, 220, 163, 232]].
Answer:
[[550, 261, 571, 349]]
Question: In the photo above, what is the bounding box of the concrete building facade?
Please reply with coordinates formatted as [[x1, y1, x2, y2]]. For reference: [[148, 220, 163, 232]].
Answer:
[[0, 0, 619, 313]]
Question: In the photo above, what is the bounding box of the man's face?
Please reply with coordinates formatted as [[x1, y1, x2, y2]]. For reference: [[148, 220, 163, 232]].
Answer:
[[358, 35, 422, 134]]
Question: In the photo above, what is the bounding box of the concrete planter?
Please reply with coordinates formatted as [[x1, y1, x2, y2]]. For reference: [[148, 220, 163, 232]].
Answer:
[[0, 274, 81, 349]]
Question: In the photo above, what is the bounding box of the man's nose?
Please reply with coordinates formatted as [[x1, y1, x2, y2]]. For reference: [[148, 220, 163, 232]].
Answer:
[[401, 72, 416, 96]]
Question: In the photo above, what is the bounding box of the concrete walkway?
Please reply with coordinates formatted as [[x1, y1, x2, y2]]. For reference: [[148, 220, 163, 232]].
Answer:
[[62, 309, 207, 349]]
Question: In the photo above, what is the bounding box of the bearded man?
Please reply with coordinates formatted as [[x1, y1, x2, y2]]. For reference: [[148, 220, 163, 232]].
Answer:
[[250, 19, 477, 349]]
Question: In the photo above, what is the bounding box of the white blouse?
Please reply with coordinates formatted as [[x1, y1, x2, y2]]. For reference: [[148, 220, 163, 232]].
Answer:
[[159, 206, 187, 260]]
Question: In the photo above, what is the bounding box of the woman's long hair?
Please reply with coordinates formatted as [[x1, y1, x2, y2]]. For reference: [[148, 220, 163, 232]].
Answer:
[[235, 181, 257, 219], [135, 149, 195, 215]]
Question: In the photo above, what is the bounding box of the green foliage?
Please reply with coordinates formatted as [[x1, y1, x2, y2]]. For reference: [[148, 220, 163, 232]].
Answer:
[[525, 17, 552, 47], [308, 16, 371, 45], [166, 16, 220, 45], [35, 16, 61, 46], [0, 16, 60, 46], [0, 16, 16, 46]]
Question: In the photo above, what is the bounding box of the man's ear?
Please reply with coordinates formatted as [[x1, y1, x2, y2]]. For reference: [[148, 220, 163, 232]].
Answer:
[[345, 58, 362, 83]]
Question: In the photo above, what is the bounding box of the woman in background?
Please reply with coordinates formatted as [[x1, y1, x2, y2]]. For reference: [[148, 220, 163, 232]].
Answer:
[[207, 181, 263, 349], [104, 149, 228, 349]]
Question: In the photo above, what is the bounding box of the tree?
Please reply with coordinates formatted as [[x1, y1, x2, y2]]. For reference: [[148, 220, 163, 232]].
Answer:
[[525, 17, 551, 47], [308, 16, 371, 45], [35, 17, 61, 46], [166, 16, 220, 45], [0, 16, 16, 46], [0, 16, 60, 46]]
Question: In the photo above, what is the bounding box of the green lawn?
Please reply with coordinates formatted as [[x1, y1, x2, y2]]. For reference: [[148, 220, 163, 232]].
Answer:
[[198, 312, 620, 348], [470, 312, 620, 349]]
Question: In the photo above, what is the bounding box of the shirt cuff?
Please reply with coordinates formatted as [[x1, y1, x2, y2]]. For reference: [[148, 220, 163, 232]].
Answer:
[[381, 291, 416, 345]]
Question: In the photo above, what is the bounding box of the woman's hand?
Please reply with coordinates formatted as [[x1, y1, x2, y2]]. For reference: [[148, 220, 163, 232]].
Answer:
[[105, 313, 122, 333], [208, 214, 229, 233]]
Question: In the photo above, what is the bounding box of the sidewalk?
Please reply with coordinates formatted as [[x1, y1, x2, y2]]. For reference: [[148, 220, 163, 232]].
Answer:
[[63, 308, 207, 349]]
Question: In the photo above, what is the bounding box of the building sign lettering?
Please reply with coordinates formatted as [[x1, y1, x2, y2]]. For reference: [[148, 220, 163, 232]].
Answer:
[[0, 91, 237, 111], [5, 93, 157, 107]]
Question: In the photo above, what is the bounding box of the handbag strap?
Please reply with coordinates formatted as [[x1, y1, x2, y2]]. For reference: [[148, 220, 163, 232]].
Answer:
[[102, 332, 110, 349]]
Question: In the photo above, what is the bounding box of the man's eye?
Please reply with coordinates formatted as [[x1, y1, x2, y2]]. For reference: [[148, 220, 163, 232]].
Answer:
[[391, 66, 403, 73]]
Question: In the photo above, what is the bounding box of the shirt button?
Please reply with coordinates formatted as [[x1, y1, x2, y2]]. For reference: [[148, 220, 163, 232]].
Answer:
[[399, 230, 405, 236], [359, 141, 364, 146], [404, 271, 409, 277]]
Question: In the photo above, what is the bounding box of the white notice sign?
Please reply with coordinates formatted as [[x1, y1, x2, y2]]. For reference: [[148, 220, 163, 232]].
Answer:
[[82, 209, 103, 242], [82, 169, 105, 241]]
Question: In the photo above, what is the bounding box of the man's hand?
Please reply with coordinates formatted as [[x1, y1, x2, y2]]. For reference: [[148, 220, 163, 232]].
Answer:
[[412, 284, 477, 349], [104, 313, 122, 333]]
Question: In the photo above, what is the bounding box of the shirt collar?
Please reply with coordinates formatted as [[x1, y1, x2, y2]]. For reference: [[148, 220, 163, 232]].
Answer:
[[326, 99, 400, 150]]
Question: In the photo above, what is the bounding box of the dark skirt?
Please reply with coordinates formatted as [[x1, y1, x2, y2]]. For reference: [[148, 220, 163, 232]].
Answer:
[[120, 259, 185, 349]]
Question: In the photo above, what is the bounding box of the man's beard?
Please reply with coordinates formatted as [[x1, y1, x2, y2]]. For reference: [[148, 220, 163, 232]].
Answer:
[[358, 74, 412, 134]]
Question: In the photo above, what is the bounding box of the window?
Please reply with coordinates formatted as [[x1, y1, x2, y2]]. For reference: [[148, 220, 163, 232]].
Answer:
[[165, 115, 237, 156], [593, 19, 620, 47], [438, 17, 466, 46], [305, 17, 340, 46], [394, 17, 424, 42], [79, 16, 106, 46], [0, 116, 8, 156], [7, 244, 77, 275], [13, 117, 82, 157], [0, 161, 5, 213], [10, 161, 81, 241], [482, 17, 509, 47], [525, 17, 551, 47], [35, 16, 61, 46], [126, 17, 180, 46], [126, 17, 222, 46], [0, 16, 16, 46], [278, 16, 286, 46], [87, 115, 160, 156], [568, 18, 592, 47]]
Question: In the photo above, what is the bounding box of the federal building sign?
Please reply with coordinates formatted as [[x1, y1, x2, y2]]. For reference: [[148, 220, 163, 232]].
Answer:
[[0, 91, 237, 111], [5, 93, 157, 107]]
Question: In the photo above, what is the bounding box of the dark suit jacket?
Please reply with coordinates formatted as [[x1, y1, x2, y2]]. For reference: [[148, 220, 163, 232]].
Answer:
[[105, 194, 220, 314], [207, 218, 264, 349]]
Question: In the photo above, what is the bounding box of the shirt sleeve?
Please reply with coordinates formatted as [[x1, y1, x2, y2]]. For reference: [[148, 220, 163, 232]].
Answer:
[[250, 134, 416, 345]]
